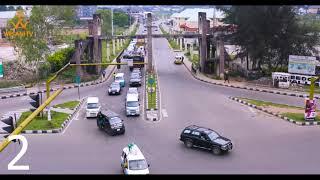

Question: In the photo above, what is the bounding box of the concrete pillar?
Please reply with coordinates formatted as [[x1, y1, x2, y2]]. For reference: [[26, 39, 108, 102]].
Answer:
[[190, 43, 194, 57], [74, 40, 82, 77], [147, 12, 153, 72], [176, 38, 179, 45], [120, 39, 123, 47], [106, 41, 110, 62], [219, 40, 225, 78], [112, 39, 116, 55], [198, 12, 208, 73], [117, 39, 120, 50], [180, 38, 183, 51], [0, 29, 2, 39]]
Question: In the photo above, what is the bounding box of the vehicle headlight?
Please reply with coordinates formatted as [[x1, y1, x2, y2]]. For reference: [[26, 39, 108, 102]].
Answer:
[[108, 89, 111, 92]]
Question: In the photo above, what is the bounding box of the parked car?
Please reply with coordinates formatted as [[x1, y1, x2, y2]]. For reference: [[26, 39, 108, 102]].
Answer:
[[97, 110, 125, 135], [108, 82, 121, 95], [129, 74, 142, 87], [127, 87, 139, 100], [121, 143, 150, 175], [179, 125, 233, 155]]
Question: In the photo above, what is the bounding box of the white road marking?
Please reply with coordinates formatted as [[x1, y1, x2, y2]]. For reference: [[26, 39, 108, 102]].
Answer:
[[162, 109, 168, 118], [74, 102, 86, 121], [248, 107, 256, 117]]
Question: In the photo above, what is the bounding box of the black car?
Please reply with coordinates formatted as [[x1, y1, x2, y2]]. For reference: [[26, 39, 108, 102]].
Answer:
[[108, 82, 121, 95], [129, 74, 142, 87], [97, 110, 125, 135], [180, 125, 233, 155]]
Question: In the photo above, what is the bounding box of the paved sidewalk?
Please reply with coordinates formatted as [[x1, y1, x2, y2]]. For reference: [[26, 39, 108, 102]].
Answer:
[[182, 56, 315, 99]]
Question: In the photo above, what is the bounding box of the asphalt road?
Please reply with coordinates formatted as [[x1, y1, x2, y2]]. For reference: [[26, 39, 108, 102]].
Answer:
[[1, 22, 320, 174]]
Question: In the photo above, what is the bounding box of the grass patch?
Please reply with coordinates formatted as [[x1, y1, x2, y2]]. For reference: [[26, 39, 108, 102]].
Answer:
[[53, 100, 80, 109], [17, 111, 69, 130], [0, 80, 23, 88], [168, 39, 180, 50], [281, 112, 320, 122], [238, 97, 304, 110], [303, 86, 320, 94], [147, 74, 157, 109]]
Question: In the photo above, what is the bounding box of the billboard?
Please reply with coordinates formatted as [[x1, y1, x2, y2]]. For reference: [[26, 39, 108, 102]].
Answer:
[[305, 98, 317, 120], [288, 55, 318, 75]]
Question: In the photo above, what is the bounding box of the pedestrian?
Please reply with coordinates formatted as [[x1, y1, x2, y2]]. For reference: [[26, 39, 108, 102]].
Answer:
[[224, 70, 230, 83], [113, 72, 116, 80], [102, 69, 106, 78]]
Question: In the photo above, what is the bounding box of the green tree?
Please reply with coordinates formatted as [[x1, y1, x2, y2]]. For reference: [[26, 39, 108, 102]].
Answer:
[[219, 6, 320, 71], [114, 11, 129, 27], [96, 9, 112, 36], [6, 6, 77, 73]]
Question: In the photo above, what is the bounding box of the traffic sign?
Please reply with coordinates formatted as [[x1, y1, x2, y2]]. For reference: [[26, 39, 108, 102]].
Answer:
[[148, 77, 155, 85], [0, 61, 3, 78], [76, 75, 81, 84]]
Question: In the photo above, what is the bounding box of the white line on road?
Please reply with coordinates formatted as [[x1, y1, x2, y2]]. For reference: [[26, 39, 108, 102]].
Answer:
[[162, 109, 168, 118], [248, 107, 256, 117]]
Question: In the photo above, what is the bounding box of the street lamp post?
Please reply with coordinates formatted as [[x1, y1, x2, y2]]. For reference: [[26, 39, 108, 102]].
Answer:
[[111, 7, 114, 36]]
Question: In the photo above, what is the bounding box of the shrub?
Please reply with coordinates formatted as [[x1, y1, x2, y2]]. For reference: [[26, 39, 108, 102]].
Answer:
[[47, 47, 75, 73]]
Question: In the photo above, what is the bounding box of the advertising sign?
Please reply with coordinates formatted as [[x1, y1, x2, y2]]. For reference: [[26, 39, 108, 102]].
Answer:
[[305, 98, 317, 120], [288, 55, 318, 75], [0, 61, 3, 78]]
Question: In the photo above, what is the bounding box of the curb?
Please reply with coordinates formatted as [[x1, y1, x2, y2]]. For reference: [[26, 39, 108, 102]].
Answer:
[[182, 62, 315, 100], [229, 96, 320, 126], [21, 98, 86, 134]]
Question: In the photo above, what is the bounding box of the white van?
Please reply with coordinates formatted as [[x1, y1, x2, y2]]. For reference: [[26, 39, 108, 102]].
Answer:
[[126, 94, 140, 116], [86, 97, 101, 118], [121, 143, 150, 175], [115, 73, 125, 87]]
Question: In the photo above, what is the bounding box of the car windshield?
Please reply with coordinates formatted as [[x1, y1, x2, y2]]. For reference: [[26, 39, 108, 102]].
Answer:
[[109, 117, 122, 124], [115, 76, 123, 81], [129, 159, 148, 170], [87, 103, 99, 109], [128, 89, 138, 94], [208, 132, 219, 140], [131, 75, 140, 79], [111, 84, 119, 88], [127, 101, 139, 107]]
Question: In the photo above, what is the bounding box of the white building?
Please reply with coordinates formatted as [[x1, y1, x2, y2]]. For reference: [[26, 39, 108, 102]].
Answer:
[[170, 8, 225, 34]]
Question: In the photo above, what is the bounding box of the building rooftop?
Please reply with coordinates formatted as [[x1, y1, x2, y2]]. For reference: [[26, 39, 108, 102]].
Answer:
[[170, 8, 225, 21], [0, 11, 17, 19]]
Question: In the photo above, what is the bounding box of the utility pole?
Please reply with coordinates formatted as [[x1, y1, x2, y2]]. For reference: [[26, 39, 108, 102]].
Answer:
[[111, 7, 114, 36], [147, 13, 153, 72]]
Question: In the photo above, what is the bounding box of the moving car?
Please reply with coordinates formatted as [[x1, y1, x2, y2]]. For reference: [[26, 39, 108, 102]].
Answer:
[[121, 143, 150, 175], [97, 110, 125, 135], [115, 73, 125, 87], [180, 125, 233, 155], [127, 87, 139, 100], [86, 97, 101, 118], [126, 94, 140, 116], [174, 55, 184, 64], [129, 74, 142, 87], [108, 82, 121, 95]]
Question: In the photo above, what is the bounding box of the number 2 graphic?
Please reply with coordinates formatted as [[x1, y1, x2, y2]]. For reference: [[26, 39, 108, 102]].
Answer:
[[7, 135, 30, 170]]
